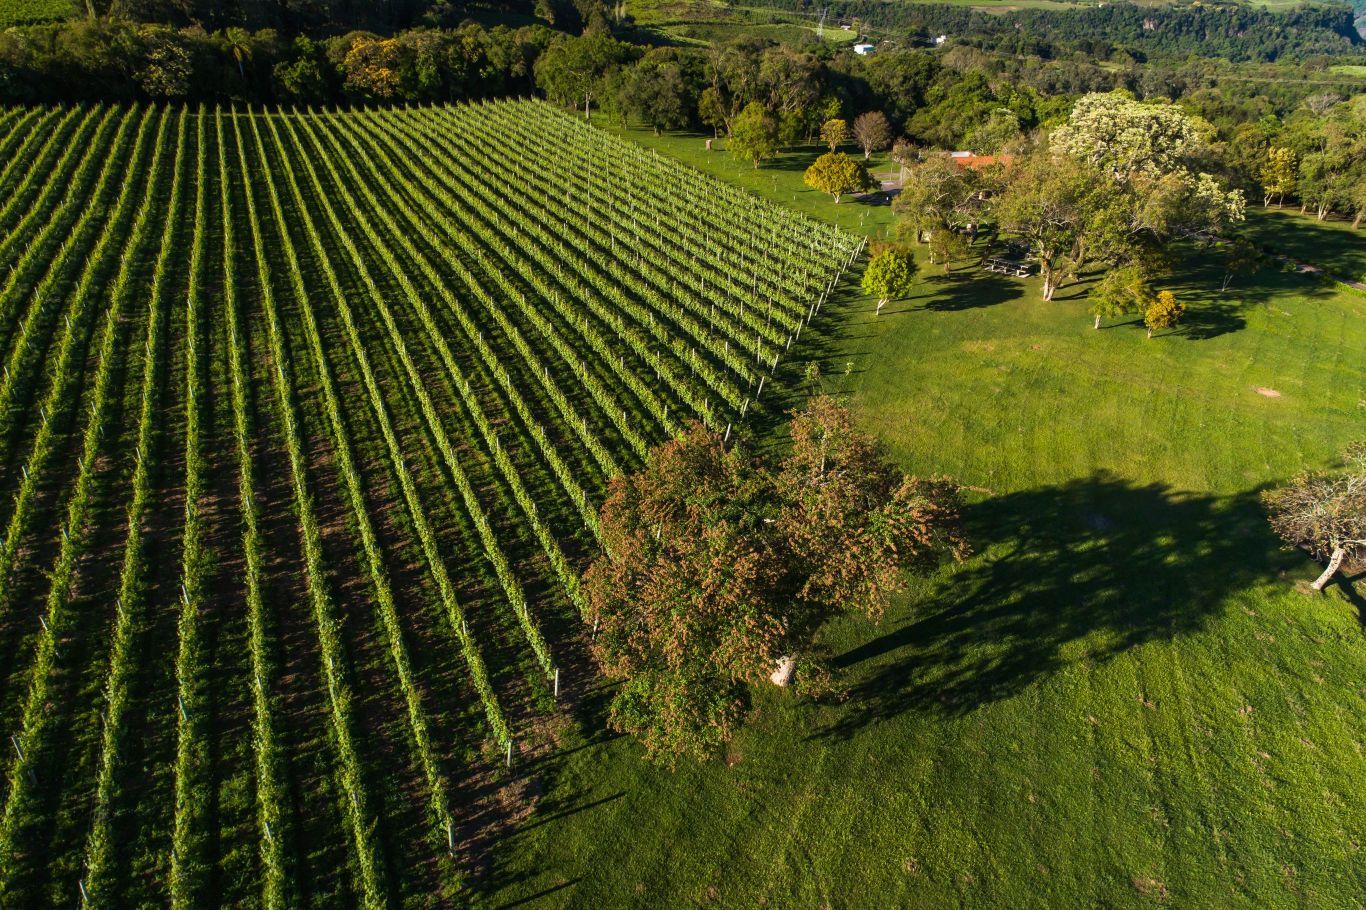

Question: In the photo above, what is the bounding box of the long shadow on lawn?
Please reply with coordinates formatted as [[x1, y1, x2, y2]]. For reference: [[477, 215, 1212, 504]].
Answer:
[[919, 272, 1022, 312], [818, 472, 1284, 738]]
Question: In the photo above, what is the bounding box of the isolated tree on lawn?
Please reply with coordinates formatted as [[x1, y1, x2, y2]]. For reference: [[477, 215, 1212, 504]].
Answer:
[[583, 400, 967, 765], [861, 247, 917, 314], [1142, 290, 1184, 338], [820, 118, 849, 152], [803, 152, 874, 203], [1263, 441, 1366, 591], [1087, 262, 1151, 329], [729, 101, 780, 168], [852, 111, 892, 160]]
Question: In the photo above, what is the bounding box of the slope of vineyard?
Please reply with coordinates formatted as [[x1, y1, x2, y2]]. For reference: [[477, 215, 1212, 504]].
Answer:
[[0, 99, 862, 907]]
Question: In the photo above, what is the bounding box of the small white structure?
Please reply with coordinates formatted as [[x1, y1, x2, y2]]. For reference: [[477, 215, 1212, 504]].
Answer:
[[933, 34, 948, 46], [853, 42, 876, 55]]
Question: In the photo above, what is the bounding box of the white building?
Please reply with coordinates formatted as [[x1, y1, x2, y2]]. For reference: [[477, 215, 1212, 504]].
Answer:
[[853, 43, 875, 55]]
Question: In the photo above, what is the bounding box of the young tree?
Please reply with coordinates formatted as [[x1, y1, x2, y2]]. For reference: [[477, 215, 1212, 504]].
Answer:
[[1260, 146, 1297, 208], [803, 152, 874, 203], [852, 111, 892, 160], [927, 227, 971, 273], [861, 247, 918, 314], [820, 118, 849, 152], [699, 85, 727, 138], [583, 401, 968, 764], [729, 101, 780, 168], [1263, 441, 1365, 591], [1143, 290, 1184, 338], [1220, 237, 1263, 292], [1087, 263, 1150, 329]]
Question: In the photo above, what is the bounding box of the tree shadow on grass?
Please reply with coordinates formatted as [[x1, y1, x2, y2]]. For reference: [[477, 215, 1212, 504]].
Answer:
[[815, 472, 1286, 738], [918, 272, 1022, 312]]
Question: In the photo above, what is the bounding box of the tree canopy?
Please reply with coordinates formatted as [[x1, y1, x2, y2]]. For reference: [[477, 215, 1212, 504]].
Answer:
[[861, 247, 918, 312], [852, 111, 892, 160], [1263, 441, 1366, 591], [804, 151, 874, 203], [729, 100, 781, 168], [583, 400, 968, 764]]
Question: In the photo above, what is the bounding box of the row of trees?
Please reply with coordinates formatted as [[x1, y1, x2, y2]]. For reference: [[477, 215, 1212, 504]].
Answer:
[[762, 0, 1364, 63], [0, 18, 552, 102], [1257, 95, 1366, 226], [883, 93, 1246, 311], [4, 16, 1361, 201]]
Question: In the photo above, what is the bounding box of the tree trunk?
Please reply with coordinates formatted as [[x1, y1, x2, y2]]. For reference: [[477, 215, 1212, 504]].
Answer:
[[1094, 314, 1101, 329], [584, 95, 591, 120], [1353, 208, 1363, 230], [1042, 267, 1058, 301], [1263, 193, 1273, 207], [1146, 327, 1153, 339], [1221, 272, 1233, 292], [1316, 201, 1329, 221], [770, 655, 796, 687], [1299, 202, 1308, 215], [1310, 546, 1346, 591]]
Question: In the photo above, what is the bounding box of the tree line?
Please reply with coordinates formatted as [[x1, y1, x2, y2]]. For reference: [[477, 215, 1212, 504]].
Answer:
[[760, 0, 1364, 63]]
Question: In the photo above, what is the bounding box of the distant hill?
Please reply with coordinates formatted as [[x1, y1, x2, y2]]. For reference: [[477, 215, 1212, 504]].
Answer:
[[753, 0, 1363, 61]]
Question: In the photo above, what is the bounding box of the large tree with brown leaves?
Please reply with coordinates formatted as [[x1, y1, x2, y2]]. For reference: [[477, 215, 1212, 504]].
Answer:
[[583, 397, 968, 764]]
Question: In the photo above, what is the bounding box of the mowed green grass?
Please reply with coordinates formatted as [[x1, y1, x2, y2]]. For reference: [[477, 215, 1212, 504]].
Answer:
[[482, 125, 1366, 908], [1242, 206, 1366, 283], [0, 0, 76, 26]]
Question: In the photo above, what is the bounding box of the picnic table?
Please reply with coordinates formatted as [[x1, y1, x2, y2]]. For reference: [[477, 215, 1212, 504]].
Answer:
[[983, 256, 1032, 277]]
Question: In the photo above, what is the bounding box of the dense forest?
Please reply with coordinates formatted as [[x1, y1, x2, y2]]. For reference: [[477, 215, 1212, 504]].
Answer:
[[766, 0, 1364, 62]]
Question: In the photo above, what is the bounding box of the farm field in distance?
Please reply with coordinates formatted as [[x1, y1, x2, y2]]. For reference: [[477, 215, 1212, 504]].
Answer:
[[0, 99, 859, 907], [0, 0, 75, 26]]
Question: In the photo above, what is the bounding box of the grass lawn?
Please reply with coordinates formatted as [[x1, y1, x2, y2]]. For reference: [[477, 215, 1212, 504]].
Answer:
[[595, 118, 900, 238], [482, 122, 1366, 908], [1241, 206, 1366, 284]]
